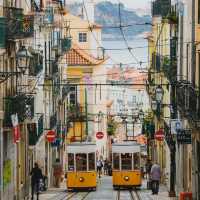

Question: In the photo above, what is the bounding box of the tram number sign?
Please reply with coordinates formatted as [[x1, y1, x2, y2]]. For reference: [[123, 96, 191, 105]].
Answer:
[[154, 129, 164, 141], [46, 130, 56, 143], [96, 132, 104, 140]]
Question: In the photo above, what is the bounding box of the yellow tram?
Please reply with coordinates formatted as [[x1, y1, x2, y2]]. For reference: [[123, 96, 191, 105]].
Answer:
[[66, 142, 97, 191], [112, 141, 142, 189]]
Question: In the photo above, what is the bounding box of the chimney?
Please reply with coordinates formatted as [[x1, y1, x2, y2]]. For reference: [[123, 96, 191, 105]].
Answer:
[[83, 0, 95, 23]]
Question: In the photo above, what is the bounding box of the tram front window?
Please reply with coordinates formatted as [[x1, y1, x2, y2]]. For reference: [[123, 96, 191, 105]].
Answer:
[[134, 153, 140, 170], [88, 153, 95, 171], [68, 153, 74, 171], [113, 153, 120, 170], [121, 153, 132, 170], [76, 153, 87, 171]]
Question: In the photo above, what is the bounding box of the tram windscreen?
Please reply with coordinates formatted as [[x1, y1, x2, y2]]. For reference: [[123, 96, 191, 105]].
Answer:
[[76, 153, 87, 171], [113, 153, 120, 170], [121, 153, 132, 170], [88, 153, 95, 171], [68, 153, 74, 171], [133, 153, 140, 170]]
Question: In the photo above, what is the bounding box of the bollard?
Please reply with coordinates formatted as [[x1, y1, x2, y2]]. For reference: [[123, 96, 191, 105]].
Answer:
[[179, 192, 192, 200]]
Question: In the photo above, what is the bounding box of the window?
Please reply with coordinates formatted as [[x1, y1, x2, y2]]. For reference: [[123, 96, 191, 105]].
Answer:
[[198, 0, 200, 24], [113, 153, 120, 170], [68, 153, 74, 171], [133, 153, 140, 170], [76, 153, 87, 171], [79, 33, 87, 42], [88, 153, 95, 171], [121, 153, 132, 170]]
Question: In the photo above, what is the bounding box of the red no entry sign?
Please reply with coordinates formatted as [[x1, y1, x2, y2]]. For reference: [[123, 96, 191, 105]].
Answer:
[[155, 129, 164, 141], [46, 130, 56, 143], [96, 132, 104, 139]]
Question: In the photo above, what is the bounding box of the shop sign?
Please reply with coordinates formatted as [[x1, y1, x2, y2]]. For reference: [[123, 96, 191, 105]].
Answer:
[[177, 129, 192, 144], [96, 131, 104, 139]]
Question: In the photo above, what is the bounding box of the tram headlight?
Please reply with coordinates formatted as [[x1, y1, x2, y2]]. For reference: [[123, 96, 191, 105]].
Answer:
[[124, 176, 129, 181], [79, 177, 84, 182]]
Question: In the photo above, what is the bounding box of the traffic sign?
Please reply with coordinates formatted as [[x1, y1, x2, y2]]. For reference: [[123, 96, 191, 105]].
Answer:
[[96, 131, 104, 139], [177, 129, 192, 144], [46, 130, 56, 143], [154, 129, 164, 141]]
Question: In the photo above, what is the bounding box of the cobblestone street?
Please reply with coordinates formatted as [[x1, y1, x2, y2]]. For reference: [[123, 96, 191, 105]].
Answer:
[[37, 176, 177, 200]]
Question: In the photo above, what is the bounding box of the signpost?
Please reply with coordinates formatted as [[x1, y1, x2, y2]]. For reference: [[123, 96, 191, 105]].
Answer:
[[155, 129, 164, 141], [177, 129, 192, 144], [96, 131, 104, 140], [46, 130, 56, 143]]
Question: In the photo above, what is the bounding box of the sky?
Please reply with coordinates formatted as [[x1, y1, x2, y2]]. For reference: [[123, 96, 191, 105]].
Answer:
[[67, 0, 150, 9]]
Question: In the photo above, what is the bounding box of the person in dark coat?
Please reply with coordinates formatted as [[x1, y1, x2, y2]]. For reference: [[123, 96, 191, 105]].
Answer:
[[30, 163, 43, 200]]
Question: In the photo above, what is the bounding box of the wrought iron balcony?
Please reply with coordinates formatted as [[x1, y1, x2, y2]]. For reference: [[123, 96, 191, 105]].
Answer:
[[61, 37, 72, 52], [3, 7, 34, 39], [28, 115, 44, 146], [176, 81, 199, 120], [3, 95, 34, 127], [67, 104, 86, 122]]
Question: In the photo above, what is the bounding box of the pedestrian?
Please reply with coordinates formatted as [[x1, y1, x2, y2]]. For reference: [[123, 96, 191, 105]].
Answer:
[[145, 159, 152, 179], [103, 159, 108, 175], [30, 162, 43, 200], [53, 158, 63, 188], [97, 159, 103, 178], [150, 162, 161, 195]]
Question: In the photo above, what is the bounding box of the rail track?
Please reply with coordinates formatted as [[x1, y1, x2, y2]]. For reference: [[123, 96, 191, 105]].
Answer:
[[116, 190, 141, 200], [66, 191, 90, 200]]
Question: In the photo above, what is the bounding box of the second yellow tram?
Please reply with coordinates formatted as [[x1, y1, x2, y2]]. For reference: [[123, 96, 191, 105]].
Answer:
[[112, 141, 142, 189], [66, 142, 97, 191]]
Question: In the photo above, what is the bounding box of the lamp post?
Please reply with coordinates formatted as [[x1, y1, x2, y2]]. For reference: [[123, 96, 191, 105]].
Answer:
[[131, 108, 139, 138], [119, 108, 128, 140]]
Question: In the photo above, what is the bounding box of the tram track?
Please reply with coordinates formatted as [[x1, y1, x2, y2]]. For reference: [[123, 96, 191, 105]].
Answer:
[[116, 190, 141, 200], [65, 191, 91, 200]]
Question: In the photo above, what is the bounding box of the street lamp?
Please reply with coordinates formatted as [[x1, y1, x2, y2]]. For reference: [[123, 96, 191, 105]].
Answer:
[[138, 109, 144, 122], [155, 85, 164, 102], [16, 46, 32, 73], [151, 100, 158, 111]]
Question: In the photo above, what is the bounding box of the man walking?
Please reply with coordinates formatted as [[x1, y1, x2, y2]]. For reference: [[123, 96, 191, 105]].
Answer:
[[30, 163, 43, 200], [97, 159, 103, 178], [150, 162, 161, 195]]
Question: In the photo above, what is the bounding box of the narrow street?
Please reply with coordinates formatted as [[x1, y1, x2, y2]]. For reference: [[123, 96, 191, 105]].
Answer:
[[39, 176, 175, 200]]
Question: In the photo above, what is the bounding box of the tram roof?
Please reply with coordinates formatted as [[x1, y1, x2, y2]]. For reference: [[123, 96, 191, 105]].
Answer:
[[67, 142, 96, 153], [112, 142, 141, 153]]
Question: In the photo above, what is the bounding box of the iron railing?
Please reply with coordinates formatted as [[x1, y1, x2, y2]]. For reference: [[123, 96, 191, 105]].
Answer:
[[67, 104, 86, 122], [50, 112, 57, 129]]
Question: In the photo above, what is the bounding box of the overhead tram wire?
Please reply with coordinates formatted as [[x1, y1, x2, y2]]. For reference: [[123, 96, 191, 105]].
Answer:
[[117, 1, 141, 66], [82, 0, 119, 65]]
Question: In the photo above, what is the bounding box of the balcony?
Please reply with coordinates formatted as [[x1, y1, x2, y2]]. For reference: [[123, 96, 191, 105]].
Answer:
[[3, 95, 34, 127], [3, 7, 34, 39], [176, 81, 199, 120], [67, 104, 86, 122], [28, 115, 44, 146]]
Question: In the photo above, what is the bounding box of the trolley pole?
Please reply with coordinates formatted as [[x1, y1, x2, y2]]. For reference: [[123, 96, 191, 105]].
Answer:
[[85, 88, 88, 136]]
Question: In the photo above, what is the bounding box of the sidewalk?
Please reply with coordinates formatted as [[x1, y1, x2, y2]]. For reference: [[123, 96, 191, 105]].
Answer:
[[140, 180, 178, 200]]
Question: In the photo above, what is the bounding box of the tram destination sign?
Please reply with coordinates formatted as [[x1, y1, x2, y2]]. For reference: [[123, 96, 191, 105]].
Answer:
[[177, 129, 192, 144]]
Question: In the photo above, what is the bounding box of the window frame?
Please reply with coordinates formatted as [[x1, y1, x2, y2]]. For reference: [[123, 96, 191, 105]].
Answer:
[[79, 32, 87, 42]]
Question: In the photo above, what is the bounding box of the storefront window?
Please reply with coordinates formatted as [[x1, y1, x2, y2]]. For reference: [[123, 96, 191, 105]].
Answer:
[[113, 153, 120, 170], [88, 153, 95, 171], [76, 153, 87, 171], [68, 153, 74, 171], [121, 153, 132, 170]]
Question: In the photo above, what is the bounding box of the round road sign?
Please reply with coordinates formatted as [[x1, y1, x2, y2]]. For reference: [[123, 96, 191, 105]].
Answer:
[[46, 130, 56, 143], [96, 131, 104, 140], [155, 129, 164, 141]]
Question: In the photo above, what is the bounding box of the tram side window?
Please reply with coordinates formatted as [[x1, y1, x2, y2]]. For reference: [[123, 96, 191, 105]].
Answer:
[[113, 153, 120, 170], [121, 153, 132, 170], [76, 153, 87, 171], [88, 153, 95, 171], [133, 153, 140, 170], [68, 153, 74, 171]]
